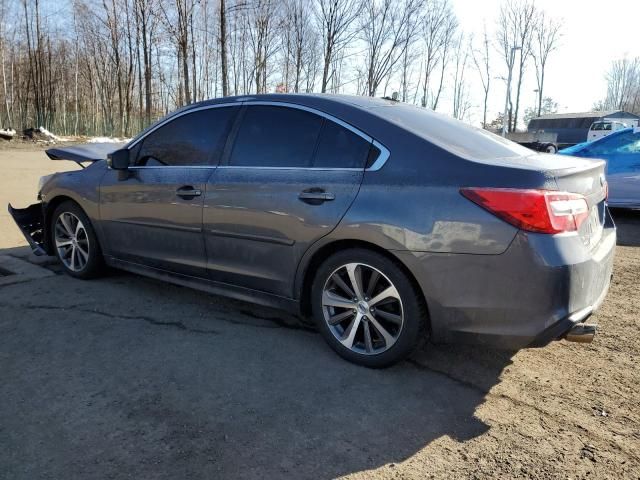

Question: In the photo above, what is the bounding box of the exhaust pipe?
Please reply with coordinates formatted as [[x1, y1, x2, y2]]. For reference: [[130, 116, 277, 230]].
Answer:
[[565, 323, 597, 343]]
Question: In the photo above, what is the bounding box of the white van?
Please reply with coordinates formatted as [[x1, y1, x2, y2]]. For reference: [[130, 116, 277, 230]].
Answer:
[[587, 120, 628, 141]]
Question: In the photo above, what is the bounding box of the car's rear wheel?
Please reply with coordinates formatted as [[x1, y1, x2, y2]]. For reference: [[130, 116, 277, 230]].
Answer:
[[311, 248, 427, 368], [51, 201, 104, 279]]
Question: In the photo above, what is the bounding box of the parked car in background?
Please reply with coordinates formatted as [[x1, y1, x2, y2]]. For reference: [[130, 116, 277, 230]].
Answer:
[[9, 94, 615, 367], [588, 120, 628, 142], [560, 127, 640, 209]]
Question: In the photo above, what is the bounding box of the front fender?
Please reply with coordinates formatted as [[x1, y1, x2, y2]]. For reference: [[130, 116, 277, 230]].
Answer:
[[40, 161, 108, 250]]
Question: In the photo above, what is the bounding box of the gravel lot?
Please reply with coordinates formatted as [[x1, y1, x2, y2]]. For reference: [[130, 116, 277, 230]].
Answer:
[[1, 147, 639, 479]]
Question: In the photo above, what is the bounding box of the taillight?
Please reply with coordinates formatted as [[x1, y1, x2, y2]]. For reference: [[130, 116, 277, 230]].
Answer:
[[460, 188, 589, 234]]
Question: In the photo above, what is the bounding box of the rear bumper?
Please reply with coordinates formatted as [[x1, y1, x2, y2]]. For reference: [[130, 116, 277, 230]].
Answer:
[[7, 203, 48, 256], [394, 208, 616, 350]]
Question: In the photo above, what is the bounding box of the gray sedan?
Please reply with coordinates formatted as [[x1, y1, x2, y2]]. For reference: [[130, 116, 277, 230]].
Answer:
[[9, 94, 615, 367]]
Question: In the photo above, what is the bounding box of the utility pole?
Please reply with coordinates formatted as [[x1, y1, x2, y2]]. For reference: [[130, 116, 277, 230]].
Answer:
[[502, 46, 521, 137]]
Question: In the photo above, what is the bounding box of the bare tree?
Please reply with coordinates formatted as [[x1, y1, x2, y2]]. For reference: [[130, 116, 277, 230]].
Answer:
[[280, 0, 318, 93], [497, 0, 537, 132], [220, 0, 230, 96], [452, 34, 470, 120], [247, 0, 281, 94], [420, 0, 457, 110], [603, 58, 640, 112], [472, 24, 491, 128], [532, 11, 561, 116], [0, 0, 14, 126], [160, 0, 197, 105], [359, 0, 423, 97], [316, 0, 362, 93], [398, 28, 422, 102]]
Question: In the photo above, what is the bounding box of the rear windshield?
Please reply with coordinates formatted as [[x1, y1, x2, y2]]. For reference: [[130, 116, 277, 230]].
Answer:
[[371, 104, 533, 160]]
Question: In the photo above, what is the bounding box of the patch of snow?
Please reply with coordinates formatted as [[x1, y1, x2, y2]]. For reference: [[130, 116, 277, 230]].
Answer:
[[38, 126, 72, 142], [0, 128, 16, 138], [87, 136, 131, 143]]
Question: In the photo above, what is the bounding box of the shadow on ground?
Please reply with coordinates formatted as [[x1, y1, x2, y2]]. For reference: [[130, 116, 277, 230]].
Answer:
[[611, 208, 640, 246], [0, 246, 514, 479]]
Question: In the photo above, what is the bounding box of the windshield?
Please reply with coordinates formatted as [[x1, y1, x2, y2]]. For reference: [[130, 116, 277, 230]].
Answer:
[[371, 103, 534, 160]]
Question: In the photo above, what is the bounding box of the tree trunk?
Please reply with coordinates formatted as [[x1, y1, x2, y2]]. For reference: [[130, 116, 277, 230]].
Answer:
[[220, 0, 229, 97]]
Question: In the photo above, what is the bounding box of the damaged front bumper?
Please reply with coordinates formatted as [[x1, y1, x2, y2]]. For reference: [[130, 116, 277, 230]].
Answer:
[[7, 203, 48, 256]]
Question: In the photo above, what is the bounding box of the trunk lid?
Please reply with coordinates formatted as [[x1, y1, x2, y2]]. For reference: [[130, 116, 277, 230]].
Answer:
[[544, 154, 607, 249], [46, 142, 126, 166]]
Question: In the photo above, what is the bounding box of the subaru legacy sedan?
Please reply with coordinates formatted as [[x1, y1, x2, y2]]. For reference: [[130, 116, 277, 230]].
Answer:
[[9, 94, 615, 368]]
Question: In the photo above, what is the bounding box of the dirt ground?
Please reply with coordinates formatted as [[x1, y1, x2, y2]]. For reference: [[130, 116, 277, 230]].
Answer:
[[0, 148, 638, 479]]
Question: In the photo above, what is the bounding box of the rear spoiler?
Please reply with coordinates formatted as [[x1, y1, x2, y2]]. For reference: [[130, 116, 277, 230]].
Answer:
[[45, 142, 126, 168]]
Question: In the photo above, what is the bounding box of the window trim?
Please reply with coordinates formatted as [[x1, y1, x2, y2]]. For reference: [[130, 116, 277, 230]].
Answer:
[[124, 100, 390, 171]]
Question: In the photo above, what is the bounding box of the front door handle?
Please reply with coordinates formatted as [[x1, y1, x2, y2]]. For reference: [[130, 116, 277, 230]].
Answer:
[[298, 188, 335, 205], [176, 186, 202, 198]]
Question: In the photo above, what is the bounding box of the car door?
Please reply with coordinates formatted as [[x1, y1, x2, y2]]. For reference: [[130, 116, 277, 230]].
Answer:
[[202, 103, 374, 297], [100, 105, 239, 277]]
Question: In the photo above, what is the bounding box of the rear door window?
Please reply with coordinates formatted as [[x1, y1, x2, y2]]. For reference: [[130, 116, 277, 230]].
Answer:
[[228, 105, 323, 167], [136, 107, 237, 167]]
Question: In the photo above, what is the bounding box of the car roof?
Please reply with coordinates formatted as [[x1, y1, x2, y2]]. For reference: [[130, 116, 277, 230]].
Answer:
[[186, 93, 398, 111]]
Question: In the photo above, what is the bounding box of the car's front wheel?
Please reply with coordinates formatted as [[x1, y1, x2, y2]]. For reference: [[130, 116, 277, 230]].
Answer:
[[311, 248, 428, 368], [51, 201, 104, 279]]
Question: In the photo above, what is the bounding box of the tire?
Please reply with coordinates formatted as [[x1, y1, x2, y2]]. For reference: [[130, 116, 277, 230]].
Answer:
[[545, 144, 557, 154], [51, 200, 104, 279], [311, 248, 428, 368]]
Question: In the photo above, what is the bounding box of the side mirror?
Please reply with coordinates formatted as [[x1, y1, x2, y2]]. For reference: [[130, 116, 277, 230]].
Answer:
[[107, 148, 130, 170]]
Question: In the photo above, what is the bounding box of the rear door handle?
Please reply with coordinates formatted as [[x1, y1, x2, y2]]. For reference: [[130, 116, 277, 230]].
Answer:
[[176, 186, 202, 198], [298, 189, 335, 204]]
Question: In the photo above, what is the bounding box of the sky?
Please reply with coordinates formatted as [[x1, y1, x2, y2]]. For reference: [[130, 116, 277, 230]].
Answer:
[[450, 0, 640, 125]]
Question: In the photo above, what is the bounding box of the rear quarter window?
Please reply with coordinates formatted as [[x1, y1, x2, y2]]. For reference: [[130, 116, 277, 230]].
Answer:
[[313, 120, 371, 168]]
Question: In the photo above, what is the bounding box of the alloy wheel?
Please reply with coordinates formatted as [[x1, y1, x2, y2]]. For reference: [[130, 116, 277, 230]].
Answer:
[[54, 212, 90, 272], [321, 262, 404, 355]]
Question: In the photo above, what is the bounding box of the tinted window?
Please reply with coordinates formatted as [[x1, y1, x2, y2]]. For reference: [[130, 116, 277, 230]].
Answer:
[[314, 120, 371, 168], [137, 107, 236, 166], [591, 122, 603, 131], [229, 106, 323, 167]]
